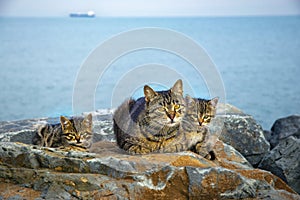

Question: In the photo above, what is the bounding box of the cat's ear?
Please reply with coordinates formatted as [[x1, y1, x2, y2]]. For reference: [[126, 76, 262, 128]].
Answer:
[[83, 113, 93, 128], [60, 116, 72, 132], [171, 79, 183, 95], [209, 97, 219, 108], [144, 85, 157, 102], [185, 95, 195, 105]]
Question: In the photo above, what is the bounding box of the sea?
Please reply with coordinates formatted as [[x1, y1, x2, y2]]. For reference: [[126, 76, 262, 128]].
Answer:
[[0, 16, 299, 129]]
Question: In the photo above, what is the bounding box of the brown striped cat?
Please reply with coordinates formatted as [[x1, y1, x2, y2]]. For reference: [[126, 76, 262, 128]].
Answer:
[[32, 113, 93, 149], [113, 79, 185, 154], [161, 96, 218, 159]]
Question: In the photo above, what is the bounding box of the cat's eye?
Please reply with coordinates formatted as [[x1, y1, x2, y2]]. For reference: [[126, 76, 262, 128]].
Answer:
[[174, 104, 180, 110], [203, 116, 210, 120]]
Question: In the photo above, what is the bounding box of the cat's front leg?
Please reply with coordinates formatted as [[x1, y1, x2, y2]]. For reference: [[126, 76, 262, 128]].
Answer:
[[194, 143, 216, 160], [57, 145, 88, 152], [124, 137, 158, 155], [128, 145, 152, 154]]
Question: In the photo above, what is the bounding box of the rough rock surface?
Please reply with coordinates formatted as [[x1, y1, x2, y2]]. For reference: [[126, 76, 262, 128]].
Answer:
[[216, 104, 270, 167], [264, 115, 300, 149], [0, 141, 298, 199], [259, 136, 300, 194], [0, 105, 298, 199], [0, 104, 270, 168], [0, 110, 114, 144]]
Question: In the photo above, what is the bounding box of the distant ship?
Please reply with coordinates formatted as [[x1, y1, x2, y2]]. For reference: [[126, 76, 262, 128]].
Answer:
[[69, 11, 95, 18]]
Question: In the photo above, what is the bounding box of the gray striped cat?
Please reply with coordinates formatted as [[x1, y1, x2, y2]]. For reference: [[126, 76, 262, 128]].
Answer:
[[113, 79, 185, 154], [162, 96, 219, 159], [32, 113, 93, 149]]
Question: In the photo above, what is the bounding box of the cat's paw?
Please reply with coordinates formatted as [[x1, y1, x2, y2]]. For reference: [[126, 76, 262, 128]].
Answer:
[[195, 144, 216, 160], [128, 145, 152, 155], [58, 145, 88, 152]]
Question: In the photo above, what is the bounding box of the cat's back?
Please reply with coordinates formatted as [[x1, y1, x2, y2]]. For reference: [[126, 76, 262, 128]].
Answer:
[[113, 97, 146, 123], [129, 97, 146, 122], [114, 98, 134, 123], [32, 123, 62, 147]]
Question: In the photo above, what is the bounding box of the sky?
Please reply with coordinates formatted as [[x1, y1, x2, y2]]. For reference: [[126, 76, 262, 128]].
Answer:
[[0, 0, 300, 17]]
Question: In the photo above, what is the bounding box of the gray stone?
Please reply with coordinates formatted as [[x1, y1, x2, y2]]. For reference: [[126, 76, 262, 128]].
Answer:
[[259, 136, 300, 194], [0, 105, 271, 169], [2, 105, 300, 198], [263, 130, 272, 142], [7, 195, 23, 200], [0, 111, 114, 145], [217, 113, 270, 167], [0, 141, 298, 199], [269, 115, 300, 149]]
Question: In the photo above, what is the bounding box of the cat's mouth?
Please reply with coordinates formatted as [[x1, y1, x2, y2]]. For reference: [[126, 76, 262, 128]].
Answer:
[[166, 119, 179, 126], [166, 112, 180, 124], [168, 122, 176, 127]]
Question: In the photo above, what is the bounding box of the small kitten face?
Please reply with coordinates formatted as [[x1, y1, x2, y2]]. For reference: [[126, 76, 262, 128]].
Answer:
[[186, 96, 218, 126], [60, 113, 93, 147], [144, 79, 185, 127]]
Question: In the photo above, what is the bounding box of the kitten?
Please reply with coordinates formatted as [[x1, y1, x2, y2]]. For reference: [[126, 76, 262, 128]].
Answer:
[[183, 95, 219, 159], [113, 79, 185, 154], [32, 113, 93, 149], [162, 95, 219, 159]]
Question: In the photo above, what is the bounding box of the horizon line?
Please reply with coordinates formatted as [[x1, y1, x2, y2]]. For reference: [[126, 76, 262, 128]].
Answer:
[[1, 13, 300, 18]]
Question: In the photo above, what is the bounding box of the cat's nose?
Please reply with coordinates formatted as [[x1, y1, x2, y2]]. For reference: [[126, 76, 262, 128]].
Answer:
[[168, 112, 175, 121], [198, 119, 203, 126], [76, 136, 81, 143]]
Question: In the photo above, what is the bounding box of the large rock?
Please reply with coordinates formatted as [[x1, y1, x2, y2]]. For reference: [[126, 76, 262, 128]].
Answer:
[[259, 136, 300, 194], [216, 104, 270, 167], [0, 105, 271, 168], [0, 110, 114, 144], [1, 104, 295, 199], [265, 115, 300, 149], [0, 141, 298, 199]]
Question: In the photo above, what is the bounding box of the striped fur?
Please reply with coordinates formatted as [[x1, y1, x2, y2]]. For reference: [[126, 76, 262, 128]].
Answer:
[[158, 96, 218, 160], [113, 80, 185, 154], [32, 113, 93, 149], [180, 96, 218, 158]]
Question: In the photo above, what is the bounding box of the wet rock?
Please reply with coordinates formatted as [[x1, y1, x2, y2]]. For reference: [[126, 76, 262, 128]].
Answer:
[[259, 136, 300, 194], [268, 115, 300, 149]]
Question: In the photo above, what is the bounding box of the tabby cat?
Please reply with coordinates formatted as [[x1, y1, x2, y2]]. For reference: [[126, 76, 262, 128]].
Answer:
[[160, 96, 218, 160], [113, 79, 185, 154], [32, 113, 93, 149], [182, 95, 218, 159]]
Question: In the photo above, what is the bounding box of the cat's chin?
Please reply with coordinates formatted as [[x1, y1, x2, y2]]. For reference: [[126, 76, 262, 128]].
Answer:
[[166, 122, 179, 127]]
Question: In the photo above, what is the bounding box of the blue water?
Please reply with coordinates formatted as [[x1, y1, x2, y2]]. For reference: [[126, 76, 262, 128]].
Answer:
[[0, 16, 300, 129]]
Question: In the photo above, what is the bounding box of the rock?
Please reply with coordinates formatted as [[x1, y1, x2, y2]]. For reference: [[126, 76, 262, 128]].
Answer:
[[0, 180, 42, 200], [259, 136, 300, 194], [216, 104, 270, 167], [0, 105, 270, 168], [0, 111, 114, 144], [268, 115, 300, 149], [1, 104, 298, 198], [263, 130, 272, 143], [0, 141, 298, 199]]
